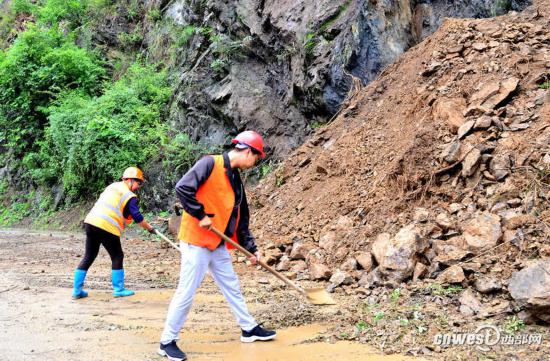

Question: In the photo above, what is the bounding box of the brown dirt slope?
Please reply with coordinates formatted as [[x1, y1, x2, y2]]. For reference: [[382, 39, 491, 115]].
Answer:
[[250, 1, 549, 280]]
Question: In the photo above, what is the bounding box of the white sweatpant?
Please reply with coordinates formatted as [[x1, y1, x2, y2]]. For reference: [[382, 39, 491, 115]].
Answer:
[[160, 242, 257, 343]]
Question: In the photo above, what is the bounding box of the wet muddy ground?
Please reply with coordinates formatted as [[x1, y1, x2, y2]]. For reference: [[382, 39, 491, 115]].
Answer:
[[0, 229, 424, 361]]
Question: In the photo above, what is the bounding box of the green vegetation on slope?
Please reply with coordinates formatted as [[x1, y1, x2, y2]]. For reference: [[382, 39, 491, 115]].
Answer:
[[0, 0, 207, 223], [0, 25, 106, 159], [24, 62, 171, 199]]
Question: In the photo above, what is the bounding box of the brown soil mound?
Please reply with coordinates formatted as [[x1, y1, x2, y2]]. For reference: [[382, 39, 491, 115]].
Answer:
[[250, 1, 549, 281]]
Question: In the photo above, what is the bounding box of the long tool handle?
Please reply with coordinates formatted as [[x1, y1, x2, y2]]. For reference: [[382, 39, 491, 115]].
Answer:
[[154, 229, 181, 252], [210, 227, 306, 295]]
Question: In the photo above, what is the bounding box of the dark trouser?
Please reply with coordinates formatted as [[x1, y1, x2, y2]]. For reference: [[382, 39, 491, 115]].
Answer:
[[77, 223, 124, 271]]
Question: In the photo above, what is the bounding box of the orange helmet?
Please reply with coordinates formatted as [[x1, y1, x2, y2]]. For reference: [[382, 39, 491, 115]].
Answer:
[[122, 167, 144, 182], [231, 130, 266, 158]]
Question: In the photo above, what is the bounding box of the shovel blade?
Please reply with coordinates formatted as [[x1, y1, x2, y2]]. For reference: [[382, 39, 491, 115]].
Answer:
[[305, 288, 336, 305]]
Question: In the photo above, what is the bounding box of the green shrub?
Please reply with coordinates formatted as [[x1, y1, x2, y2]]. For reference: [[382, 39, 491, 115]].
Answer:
[[0, 192, 57, 228], [319, 2, 349, 34], [37, 193, 54, 212], [0, 25, 105, 157], [310, 121, 324, 129], [259, 162, 274, 178], [373, 311, 385, 323], [199, 26, 214, 37], [0, 200, 31, 226], [211, 34, 246, 59], [147, 8, 162, 22], [0, 10, 16, 50], [0, 179, 8, 195], [29, 62, 171, 199], [22, 137, 59, 184], [13, 0, 37, 15], [427, 283, 463, 296], [303, 32, 317, 56], [37, 0, 111, 30], [503, 316, 525, 334], [118, 29, 144, 48], [201, 31, 248, 75], [391, 288, 401, 303], [126, 0, 143, 21], [210, 58, 228, 74], [162, 133, 209, 176], [176, 25, 197, 47], [38, 0, 85, 27]]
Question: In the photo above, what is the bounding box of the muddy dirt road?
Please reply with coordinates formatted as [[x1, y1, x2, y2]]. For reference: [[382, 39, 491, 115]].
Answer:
[[0, 229, 424, 361]]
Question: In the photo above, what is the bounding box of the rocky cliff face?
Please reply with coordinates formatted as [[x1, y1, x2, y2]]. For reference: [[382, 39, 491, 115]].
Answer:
[[155, 0, 531, 157]]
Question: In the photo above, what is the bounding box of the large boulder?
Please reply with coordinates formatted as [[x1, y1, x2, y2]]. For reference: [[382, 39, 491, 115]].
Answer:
[[440, 142, 462, 163], [435, 212, 454, 230], [434, 249, 471, 266], [358, 267, 383, 289], [307, 252, 332, 280], [509, 259, 550, 322], [276, 255, 291, 271], [340, 257, 358, 271], [371, 225, 424, 282], [330, 270, 354, 286], [309, 262, 332, 280], [489, 153, 511, 181], [318, 231, 337, 252], [413, 262, 428, 281], [436, 265, 465, 284], [433, 97, 467, 131], [469, 78, 519, 109], [289, 242, 309, 260], [461, 148, 481, 177], [264, 248, 283, 265], [290, 260, 308, 273], [463, 212, 502, 253], [474, 277, 502, 294], [459, 289, 483, 317], [355, 252, 373, 272]]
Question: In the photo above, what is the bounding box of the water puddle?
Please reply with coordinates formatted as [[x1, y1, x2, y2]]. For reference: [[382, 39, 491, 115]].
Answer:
[[178, 325, 417, 361], [82, 290, 424, 361]]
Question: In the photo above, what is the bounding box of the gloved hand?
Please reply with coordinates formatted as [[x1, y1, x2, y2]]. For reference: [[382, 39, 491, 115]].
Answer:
[[148, 227, 158, 235]]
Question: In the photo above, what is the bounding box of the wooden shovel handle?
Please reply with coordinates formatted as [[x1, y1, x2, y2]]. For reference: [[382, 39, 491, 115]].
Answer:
[[154, 229, 181, 252], [210, 227, 306, 295]]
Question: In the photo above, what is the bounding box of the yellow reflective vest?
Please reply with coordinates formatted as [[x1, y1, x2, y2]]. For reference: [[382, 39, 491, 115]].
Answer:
[[84, 182, 137, 237]]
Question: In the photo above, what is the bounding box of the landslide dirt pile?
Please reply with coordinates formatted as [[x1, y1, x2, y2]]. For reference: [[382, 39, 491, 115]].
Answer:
[[250, 0, 549, 322]]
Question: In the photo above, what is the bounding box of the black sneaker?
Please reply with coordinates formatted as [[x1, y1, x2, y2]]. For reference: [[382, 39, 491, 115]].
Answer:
[[158, 340, 186, 361], [240, 324, 277, 343]]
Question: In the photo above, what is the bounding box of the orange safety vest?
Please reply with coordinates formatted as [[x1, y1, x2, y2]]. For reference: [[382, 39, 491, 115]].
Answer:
[[178, 155, 239, 250], [84, 182, 137, 237]]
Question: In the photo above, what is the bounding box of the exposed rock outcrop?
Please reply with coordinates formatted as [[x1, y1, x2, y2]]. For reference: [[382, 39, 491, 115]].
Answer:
[[154, 0, 532, 158], [509, 259, 550, 322]]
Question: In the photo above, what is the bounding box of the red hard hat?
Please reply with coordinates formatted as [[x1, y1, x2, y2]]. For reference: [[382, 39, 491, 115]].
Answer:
[[231, 131, 266, 158]]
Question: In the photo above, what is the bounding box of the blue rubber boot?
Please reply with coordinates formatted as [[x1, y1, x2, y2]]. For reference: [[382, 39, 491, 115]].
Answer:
[[72, 269, 88, 299], [111, 269, 134, 297]]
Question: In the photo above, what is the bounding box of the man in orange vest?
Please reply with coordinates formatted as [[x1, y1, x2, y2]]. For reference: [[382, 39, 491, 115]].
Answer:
[[158, 131, 276, 361], [71, 167, 156, 299]]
